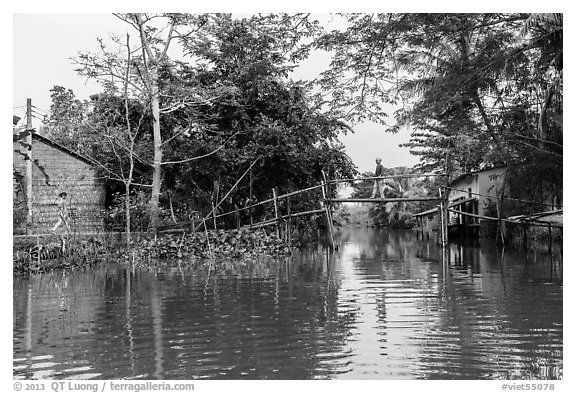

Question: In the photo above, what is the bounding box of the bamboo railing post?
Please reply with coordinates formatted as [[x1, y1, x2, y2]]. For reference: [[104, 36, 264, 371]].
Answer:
[[442, 189, 448, 245], [321, 171, 335, 248], [437, 203, 442, 245], [249, 166, 254, 226], [272, 188, 280, 238], [286, 195, 292, 245], [548, 222, 552, 253], [523, 223, 528, 250], [211, 202, 217, 230], [195, 157, 259, 232], [438, 187, 448, 247]]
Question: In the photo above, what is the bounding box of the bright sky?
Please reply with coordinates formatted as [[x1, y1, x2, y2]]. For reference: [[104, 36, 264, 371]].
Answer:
[[12, 13, 419, 174]]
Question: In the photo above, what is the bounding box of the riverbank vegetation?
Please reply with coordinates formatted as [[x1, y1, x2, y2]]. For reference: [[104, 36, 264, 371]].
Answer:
[[13, 228, 293, 276]]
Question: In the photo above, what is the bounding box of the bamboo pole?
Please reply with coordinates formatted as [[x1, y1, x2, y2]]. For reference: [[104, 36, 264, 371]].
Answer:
[[244, 209, 326, 230], [327, 173, 447, 185], [249, 166, 253, 225], [446, 208, 562, 228], [495, 196, 505, 244], [195, 157, 260, 232], [211, 201, 218, 230], [273, 188, 280, 238], [276, 183, 326, 199], [202, 219, 213, 257], [286, 195, 292, 246], [548, 222, 552, 253], [446, 186, 556, 208], [321, 171, 334, 248], [245, 208, 326, 229], [248, 218, 278, 230], [438, 187, 447, 247], [323, 197, 441, 203], [437, 204, 443, 245], [216, 183, 325, 218]]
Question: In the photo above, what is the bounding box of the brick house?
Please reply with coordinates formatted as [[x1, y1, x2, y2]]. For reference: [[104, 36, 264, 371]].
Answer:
[[13, 133, 106, 235]]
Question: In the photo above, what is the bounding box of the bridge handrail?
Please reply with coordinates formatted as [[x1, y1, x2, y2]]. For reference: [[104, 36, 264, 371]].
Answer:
[[327, 173, 446, 185], [195, 171, 448, 232]]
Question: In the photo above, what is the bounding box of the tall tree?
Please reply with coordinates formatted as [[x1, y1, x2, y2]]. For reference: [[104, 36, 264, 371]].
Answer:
[[317, 13, 562, 210], [75, 13, 221, 231]]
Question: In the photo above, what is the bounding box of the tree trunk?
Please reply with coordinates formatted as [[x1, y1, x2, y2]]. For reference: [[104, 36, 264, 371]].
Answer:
[[125, 182, 131, 248], [472, 90, 506, 158], [148, 75, 163, 232]]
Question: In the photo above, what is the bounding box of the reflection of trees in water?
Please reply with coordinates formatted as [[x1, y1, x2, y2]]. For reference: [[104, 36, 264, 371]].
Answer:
[[336, 227, 436, 263], [139, 252, 353, 379], [13, 228, 562, 380], [13, 267, 117, 379], [414, 243, 563, 379], [13, 251, 352, 379]]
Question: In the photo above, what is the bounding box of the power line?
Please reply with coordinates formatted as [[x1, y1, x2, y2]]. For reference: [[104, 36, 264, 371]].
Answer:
[[445, 186, 560, 209], [30, 114, 47, 123], [31, 105, 48, 114]]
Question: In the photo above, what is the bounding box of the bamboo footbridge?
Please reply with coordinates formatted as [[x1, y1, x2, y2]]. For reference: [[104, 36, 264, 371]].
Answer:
[[170, 168, 450, 247], [172, 164, 561, 249]]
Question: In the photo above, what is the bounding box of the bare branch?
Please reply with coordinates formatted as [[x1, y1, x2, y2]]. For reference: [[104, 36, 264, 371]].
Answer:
[[161, 130, 241, 165]]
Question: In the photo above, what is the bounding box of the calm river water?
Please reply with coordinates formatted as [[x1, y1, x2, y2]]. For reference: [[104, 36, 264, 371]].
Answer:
[[13, 227, 563, 380]]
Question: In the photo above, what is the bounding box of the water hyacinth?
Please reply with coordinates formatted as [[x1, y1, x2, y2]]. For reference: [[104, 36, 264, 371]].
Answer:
[[130, 228, 292, 265], [14, 228, 293, 275], [13, 237, 108, 275]]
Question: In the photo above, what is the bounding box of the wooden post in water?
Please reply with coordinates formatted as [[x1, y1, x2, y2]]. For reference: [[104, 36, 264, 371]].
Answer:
[[548, 222, 552, 253], [321, 171, 335, 248], [437, 200, 442, 246], [443, 189, 449, 246], [249, 167, 254, 226], [211, 202, 218, 230], [437, 206, 442, 245], [438, 187, 448, 247], [523, 223, 528, 250], [272, 188, 280, 238], [286, 195, 292, 245]]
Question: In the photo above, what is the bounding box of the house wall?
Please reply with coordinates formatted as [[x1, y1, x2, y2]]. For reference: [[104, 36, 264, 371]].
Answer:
[[448, 166, 507, 218], [449, 175, 478, 202], [13, 137, 106, 234], [476, 167, 506, 216]]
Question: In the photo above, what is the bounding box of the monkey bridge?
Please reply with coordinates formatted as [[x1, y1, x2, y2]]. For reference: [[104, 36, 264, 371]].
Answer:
[[171, 170, 450, 247]]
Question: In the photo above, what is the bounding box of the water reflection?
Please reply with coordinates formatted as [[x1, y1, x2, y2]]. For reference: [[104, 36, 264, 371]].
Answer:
[[14, 228, 562, 380]]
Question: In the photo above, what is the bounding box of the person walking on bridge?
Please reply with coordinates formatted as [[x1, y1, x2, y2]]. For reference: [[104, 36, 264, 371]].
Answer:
[[371, 158, 388, 199]]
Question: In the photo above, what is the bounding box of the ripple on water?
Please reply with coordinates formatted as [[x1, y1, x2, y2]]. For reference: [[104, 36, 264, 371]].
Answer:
[[13, 230, 563, 379]]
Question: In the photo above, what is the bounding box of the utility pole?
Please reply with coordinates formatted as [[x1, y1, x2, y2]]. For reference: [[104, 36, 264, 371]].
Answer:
[[25, 98, 33, 234]]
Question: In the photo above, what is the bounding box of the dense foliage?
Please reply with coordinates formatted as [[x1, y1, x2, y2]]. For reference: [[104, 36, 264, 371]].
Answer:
[[317, 13, 562, 211], [42, 13, 356, 234], [40, 13, 562, 234]]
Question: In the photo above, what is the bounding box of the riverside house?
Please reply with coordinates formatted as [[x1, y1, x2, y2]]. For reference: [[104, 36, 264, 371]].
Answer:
[[13, 131, 106, 235]]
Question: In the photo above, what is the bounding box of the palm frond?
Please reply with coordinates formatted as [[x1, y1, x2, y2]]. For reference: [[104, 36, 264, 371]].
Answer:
[[519, 13, 563, 38]]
